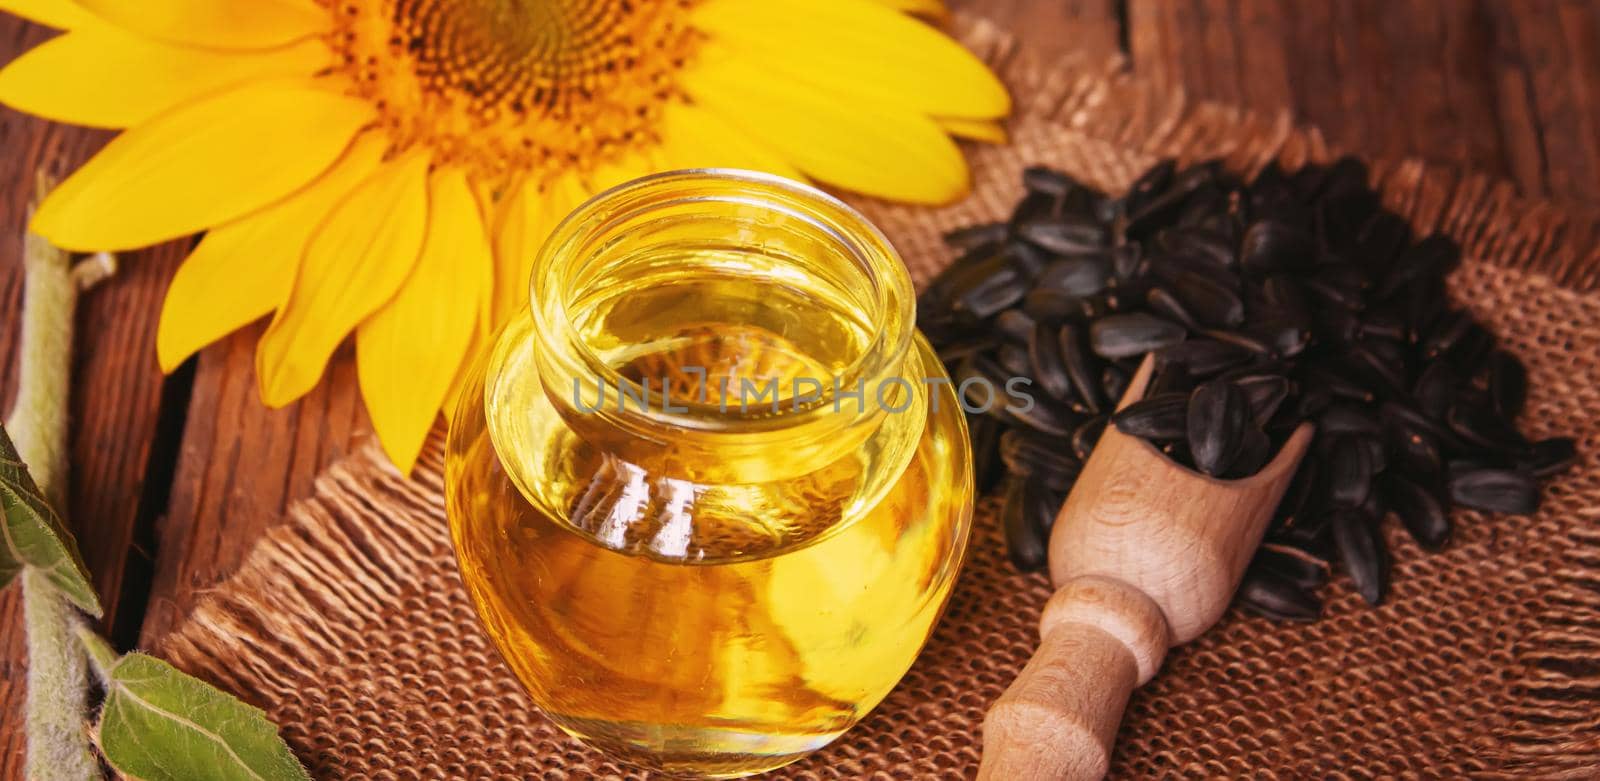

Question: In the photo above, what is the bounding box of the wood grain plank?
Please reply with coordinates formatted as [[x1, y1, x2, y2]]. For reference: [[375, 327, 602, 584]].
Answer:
[[1485, 0, 1600, 204], [1230, 0, 1295, 111], [0, 14, 187, 777], [138, 329, 369, 644], [1129, 0, 1514, 184]]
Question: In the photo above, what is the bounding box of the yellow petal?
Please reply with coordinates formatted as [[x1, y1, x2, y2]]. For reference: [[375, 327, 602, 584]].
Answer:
[[0, 0, 94, 29], [491, 171, 587, 326], [73, 0, 328, 50], [681, 45, 969, 204], [690, 0, 1007, 120], [357, 167, 487, 474], [655, 102, 805, 183], [32, 79, 374, 252], [441, 321, 487, 425], [872, 0, 946, 16], [0, 23, 332, 129], [157, 134, 387, 372], [257, 151, 431, 407], [937, 116, 1009, 144]]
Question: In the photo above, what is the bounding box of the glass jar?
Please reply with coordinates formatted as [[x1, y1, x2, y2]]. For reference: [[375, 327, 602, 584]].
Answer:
[[445, 170, 974, 778]]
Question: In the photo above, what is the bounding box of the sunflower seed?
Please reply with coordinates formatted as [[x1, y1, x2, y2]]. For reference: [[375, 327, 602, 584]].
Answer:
[[1037, 256, 1111, 298], [1227, 374, 1290, 425], [1148, 361, 1192, 398], [1328, 434, 1374, 507], [954, 264, 1027, 319], [1165, 227, 1237, 269], [1354, 212, 1412, 271], [1305, 265, 1369, 310], [1090, 312, 1186, 358], [1155, 338, 1255, 378], [1188, 379, 1249, 476], [943, 222, 1008, 252], [1202, 328, 1275, 357], [1253, 546, 1330, 589], [1238, 570, 1322, 622], [1058, 324, 1104, 413], [1226, 426, 1273, 478], [999, 429, 1080, 491], [1384, 473, 1449, 550], [1004, 239, 1050, 279], [1389, 423, 1443, 478], [1022, 166, 1073, 198], [1112, 392, 1189, 440], [1487, 350, 1527, 418], [1017, 214, 1108, 255], [1448, 468, 1540, 515], [1020, 287, 1079, 321], [996, 342, 1032, 378], [1124, 160, 1176, 215], [1240, 220, 1315, 274], [1257, 321, 1312, 359], [1261, 273, 1312, 313], [1377, 233, 1460, 299], [1412, 360, 1458, 419], [994, 309, 1036, 344], [1296, 385, 1334, 418], [1318, 402, 1383, 436], [1011, 395, 1086, 438], [1001, 479, 1047, 572], [1024, 479, 1065, 540], [1301, 362, 1375, 403], [968, 413, 1005, 495], [937, 337, 998, 365], [1172, 270, 1245, 327], [1146, 286, 1200, 330], [1278, 453, 1321, 524], [1101, 364, 1131, 405], [1359, 308, 1409, 342], [1381, 401, 1463, 452], [1421, 310, 1474, 360], [1330, 507, 1388, 605], [1028, 323, 1075, 403], [1010, 190, 1058, 226], [1446, 402, 1525, 451], [1517, 437, 1577, 478], [1099, 242, 1139, 279], [1346, 339, 1407, 395]]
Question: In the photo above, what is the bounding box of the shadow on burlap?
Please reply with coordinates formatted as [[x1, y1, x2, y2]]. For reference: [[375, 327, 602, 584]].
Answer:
[[157, 17, 1600, 779]]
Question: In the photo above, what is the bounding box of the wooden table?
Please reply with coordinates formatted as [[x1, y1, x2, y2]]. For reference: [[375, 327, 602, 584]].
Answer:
[[3, 1, 1599, 773]]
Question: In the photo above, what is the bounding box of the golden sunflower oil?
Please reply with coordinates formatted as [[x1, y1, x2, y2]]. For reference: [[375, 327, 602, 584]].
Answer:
[[444, 171, 973, 778]]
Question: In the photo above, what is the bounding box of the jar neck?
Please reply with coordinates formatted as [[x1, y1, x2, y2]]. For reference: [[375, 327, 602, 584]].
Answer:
[[526, 169, 919, 483]]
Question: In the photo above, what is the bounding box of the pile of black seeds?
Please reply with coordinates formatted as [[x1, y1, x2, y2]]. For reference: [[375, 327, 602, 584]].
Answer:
[[920, 157, 1577, 621]]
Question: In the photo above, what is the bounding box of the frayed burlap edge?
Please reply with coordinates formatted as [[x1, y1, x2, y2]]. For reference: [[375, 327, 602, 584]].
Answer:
[[155, 15, 1600, 778]]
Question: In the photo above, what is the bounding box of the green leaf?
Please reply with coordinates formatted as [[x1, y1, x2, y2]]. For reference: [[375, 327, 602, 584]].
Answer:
[[0, 421, 100, 616], [97, 653, 310, 781]]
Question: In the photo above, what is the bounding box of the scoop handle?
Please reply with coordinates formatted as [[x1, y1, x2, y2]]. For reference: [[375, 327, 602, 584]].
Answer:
[[978, 575, 1170, 781]]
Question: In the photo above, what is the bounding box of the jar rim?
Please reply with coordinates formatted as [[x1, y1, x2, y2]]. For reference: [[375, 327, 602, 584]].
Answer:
[[527, 168, 917, 441]]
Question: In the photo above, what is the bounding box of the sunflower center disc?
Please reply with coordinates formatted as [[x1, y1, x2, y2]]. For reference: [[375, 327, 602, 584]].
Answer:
[[330, 0, 700, 182]]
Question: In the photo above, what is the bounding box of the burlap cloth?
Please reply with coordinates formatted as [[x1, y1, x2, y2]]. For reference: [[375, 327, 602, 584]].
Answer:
[[156, 19, 1600, 779]]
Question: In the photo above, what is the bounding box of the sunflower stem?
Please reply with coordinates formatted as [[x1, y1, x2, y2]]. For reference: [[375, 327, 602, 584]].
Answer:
[[22, 570, 101, 781], [6, 180, 78, 505], [10, 173, 112, 781]]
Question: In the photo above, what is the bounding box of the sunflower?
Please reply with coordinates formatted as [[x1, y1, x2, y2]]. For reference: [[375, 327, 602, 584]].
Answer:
[[0, 0, 1009, 472]]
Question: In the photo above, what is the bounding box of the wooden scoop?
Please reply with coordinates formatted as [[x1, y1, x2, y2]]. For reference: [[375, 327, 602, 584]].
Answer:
[[978, 355, 1315, 780]]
